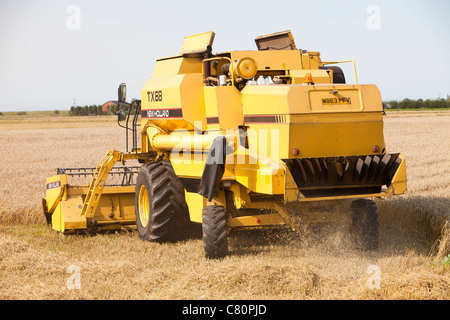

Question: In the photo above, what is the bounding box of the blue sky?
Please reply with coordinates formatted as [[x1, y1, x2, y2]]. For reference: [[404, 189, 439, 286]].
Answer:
[[0, 0, 449, 111]]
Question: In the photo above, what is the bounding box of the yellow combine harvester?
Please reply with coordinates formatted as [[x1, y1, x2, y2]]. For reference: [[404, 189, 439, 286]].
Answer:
[[42, 31, 407, 258]]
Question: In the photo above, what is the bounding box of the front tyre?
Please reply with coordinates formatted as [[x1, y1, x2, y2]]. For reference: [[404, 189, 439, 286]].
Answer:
[[135, 161, 192, 243], [202, 205, 228, 259]]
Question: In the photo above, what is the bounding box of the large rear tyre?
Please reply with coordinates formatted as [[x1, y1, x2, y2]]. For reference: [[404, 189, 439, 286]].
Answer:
[[202, 205, 228, 259], [135, 161, 193, 243], [350, 199, 379, 251]]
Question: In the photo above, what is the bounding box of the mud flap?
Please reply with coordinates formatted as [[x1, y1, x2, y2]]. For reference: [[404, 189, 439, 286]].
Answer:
[[198, 136, 233, 201]]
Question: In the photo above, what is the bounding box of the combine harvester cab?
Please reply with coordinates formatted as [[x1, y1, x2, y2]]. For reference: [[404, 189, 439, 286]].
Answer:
[[42, 30, 406, 258]]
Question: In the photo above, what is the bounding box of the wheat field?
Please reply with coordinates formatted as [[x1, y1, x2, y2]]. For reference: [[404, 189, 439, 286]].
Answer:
[[0, 112, 448, 300]]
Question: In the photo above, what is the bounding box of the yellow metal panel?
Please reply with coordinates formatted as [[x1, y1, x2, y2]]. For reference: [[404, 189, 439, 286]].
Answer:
[[60, 196, 86, 231], [51, 202, 63, 232], [204, 86, 243, 130], [234, 147, 285, 195], [228, 182, 251, 209], [288, 116, 385, 158], [152, 56, 203, 77], [152, 58, 184, 77], [178, 72, 207, 128], [254, 30, 297, 51], [54, 186, 136, 233], [203, 87, 220, 131], [45, 175, 68, 232], [89, 192, 136, 223], [170, 155, 236, 180], [285, 191, 394, 203], [242, 84, 383, 115], [141, 73, 207, 131], [180, 31, 215, 54], [301, 52, 310, 69], [355, 84, 383, 112], [241, 84, 385, 159], [290, 69, 331, 84], [309, 87, 361, 112], [178, 57, 204, 75], [244, 124, 291, 161], [172, 143, 286, 196], [308, 52, 322, 69], [142, 74, 183, 113], [229, 50, 301, 71], [289, 111, 383, 124], [45, 175, 68, 203], [67, 186, 135, 195], [46, 173, 137, 232], [171, 157, 205, 178], [241, 85, 292, 115], [228, 213, 287, 228], [300, 51, 322, 69], [185, 191, 207, 223], [386, 154, 407, 195]]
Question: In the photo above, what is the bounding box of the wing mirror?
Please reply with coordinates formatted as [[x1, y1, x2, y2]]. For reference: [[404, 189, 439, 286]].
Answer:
[[118, 83, 127, 103], [117, 109, 126, 122]]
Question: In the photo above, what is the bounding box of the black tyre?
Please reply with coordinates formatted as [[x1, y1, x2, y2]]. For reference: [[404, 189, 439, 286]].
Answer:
[[202, 205, 228, 259], [135, 161, 193, 243], [350, 199, 379, 251], [319, 66, 346, 83]]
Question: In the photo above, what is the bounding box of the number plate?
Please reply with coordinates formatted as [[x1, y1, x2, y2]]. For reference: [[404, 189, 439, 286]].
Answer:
[[321, 97, 351, 105]]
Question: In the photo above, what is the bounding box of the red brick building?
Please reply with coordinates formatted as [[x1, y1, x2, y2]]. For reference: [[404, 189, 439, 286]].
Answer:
[[101, 100, 118, 114]]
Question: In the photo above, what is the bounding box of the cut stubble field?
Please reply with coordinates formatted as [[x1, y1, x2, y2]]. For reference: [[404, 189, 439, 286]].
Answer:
[[0, 112, 449, 300]]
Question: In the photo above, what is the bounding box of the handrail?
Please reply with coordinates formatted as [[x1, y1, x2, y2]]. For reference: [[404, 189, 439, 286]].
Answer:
[[322, 60, 358, 84]]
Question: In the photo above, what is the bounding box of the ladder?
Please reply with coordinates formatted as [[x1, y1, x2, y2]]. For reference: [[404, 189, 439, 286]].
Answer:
[[80, 150, 139, 219]]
